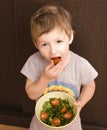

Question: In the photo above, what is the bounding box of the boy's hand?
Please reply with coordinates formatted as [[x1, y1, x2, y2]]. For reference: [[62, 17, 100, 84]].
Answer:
[[74, 100, 82, 113], [42, 60, 64, 81]]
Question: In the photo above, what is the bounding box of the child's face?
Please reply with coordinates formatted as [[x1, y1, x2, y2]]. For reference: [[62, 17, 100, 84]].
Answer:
[[36, 27, 73, 62]]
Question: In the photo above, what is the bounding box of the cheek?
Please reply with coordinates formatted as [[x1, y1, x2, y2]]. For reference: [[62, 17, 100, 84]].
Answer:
[[59, 44, 69, 52], [40, 50, 47, 56], [60, 44, 70, 59], [39, 50, 49, 60]]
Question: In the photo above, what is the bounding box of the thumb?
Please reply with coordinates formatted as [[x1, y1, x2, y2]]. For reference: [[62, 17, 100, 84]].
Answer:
[[74, 100, 81, 113], [46, 60, 54, 70]]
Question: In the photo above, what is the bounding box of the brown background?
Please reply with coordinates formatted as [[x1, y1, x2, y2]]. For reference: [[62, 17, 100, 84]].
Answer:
[[0, 0, 107, 130]]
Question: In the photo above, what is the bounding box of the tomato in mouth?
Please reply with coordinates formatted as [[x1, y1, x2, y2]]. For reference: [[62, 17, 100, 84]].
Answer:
[[52, 57, 61, 65]]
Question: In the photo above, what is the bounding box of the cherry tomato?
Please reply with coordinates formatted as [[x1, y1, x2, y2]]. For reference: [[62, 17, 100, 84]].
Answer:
[[63, 112, 72, 119], [51, 99, 60, 107], [60, 106, 67, 113], [40, 111, 49, 120], [52, 117, 61, 126], [52, 57, 61, 65]]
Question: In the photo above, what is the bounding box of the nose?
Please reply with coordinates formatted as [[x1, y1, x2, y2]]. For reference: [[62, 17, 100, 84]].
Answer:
[[50, 45, 56, 54]]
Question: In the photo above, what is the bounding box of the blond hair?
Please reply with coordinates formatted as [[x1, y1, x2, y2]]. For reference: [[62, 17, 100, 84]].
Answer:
[[30, 5, 73, 46]]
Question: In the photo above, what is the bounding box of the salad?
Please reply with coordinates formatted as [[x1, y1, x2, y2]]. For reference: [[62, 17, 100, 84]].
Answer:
[[40, 98, 75, 127]]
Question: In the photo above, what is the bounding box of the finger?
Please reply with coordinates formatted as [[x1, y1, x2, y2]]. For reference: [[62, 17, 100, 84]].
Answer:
[[53, 61, 64, 71], [74, 101, 82, 113], [46, 60, 54, 70]]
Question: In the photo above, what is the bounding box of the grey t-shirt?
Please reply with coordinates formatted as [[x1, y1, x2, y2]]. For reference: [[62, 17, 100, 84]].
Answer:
[[21, 51, 98, 130], [21, 51, 98, 98]]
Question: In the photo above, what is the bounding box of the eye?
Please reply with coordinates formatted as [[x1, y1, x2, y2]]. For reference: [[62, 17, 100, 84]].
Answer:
[[57, 40, 63, 43], [41, 43, 48, 47]]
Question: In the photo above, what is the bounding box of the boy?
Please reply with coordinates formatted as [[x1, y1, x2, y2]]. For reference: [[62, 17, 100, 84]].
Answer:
[[21, 5, 98, 130]]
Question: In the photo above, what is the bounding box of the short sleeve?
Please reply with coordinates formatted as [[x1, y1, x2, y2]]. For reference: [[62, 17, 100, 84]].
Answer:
[[80, 58, 98, 85], [20, 52, 43, 82]]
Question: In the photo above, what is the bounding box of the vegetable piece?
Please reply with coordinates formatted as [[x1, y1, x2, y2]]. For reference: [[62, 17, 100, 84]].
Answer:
[[42, 101, 52, 111], [63, 112, 72, 119], [52, 57, 61, 65], [40, 111, 49, 121], [52, 117, 61, 126], [60, 106, 67, 113], [51, 98, 60, 107]]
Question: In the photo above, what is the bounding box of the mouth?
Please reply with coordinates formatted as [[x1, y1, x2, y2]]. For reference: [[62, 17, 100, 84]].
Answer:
[[51, 57, 61, 65]]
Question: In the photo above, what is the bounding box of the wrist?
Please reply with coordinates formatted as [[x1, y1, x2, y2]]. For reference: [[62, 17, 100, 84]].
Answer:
[[76, 98, 85, 111], [40, 74, 50, 83]]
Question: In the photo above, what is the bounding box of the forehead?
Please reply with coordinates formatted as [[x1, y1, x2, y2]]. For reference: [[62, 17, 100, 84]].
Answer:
[[37, 27, 68, 42]]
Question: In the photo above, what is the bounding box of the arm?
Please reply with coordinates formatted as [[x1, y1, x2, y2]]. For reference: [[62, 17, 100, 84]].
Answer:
[[76, 80, 96, 112], [25, 61, 64, 100], [25, 75, 50, 100]]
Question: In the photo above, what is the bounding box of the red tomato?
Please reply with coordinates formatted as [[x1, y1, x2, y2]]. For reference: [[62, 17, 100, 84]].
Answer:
[[63, 112, 72, 119], [52, 117, 61, 126], [40, 111, 48, 120], [51, 99, 60, 107], [60, 106, 67, 113], [52, 57, 61, 65]]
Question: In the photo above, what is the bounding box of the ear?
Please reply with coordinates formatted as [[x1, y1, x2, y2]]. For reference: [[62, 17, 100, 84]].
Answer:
[[69, 31, 74, 44]]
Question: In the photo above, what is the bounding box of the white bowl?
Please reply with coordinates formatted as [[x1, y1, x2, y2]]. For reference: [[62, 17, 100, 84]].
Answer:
[[35, 92, 78, 129]]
